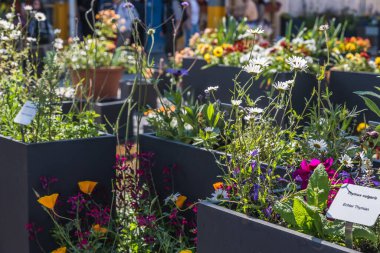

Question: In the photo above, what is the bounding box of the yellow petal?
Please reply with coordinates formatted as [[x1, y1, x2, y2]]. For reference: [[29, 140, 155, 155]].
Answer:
[[175, 195, 187, 209]]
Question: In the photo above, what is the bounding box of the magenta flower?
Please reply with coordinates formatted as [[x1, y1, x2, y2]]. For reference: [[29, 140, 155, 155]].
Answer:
[[293, 158, 335, 189]]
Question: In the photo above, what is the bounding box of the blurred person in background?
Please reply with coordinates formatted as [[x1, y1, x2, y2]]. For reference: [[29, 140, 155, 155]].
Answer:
[[113, 0, 139, 46], [162, 0, 184, 55], [184, 0, 200, 47], [78, 0, 98, 38], [245, 0, 259, 28], [28, 0, 54, 45]]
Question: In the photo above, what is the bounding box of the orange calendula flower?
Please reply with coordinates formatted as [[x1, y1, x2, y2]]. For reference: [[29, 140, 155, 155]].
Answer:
[[51, 247, 66, 253], [37, 193, 59, 210], [357, 122, 369, 132], [213, 182, 224, 190], [93, 224, 108, 234], [78, 181, 98, 195], [175, 195, 187, 209]]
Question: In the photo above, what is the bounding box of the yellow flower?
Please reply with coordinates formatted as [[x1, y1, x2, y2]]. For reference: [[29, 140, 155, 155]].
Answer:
[[345, 43, 356, 52], [357, 122, 369, 132], [213, 46, 224, 57], [78, 181, 98, 195], [222, 43, 232, 49], [375, 57, 380, 66], [180, 250, 192, 253], [175, 195, 187, 209], [93, 224, 108, 234], [38, 193, 59, 210], [51, 247, 66, 253], [204, 53, 211, 63], [213, 182, 224, 190], [345, 53, 354, 59]]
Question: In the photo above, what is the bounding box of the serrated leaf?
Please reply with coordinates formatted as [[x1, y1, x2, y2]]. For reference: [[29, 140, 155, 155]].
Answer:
[[307, 164, 330, 210]]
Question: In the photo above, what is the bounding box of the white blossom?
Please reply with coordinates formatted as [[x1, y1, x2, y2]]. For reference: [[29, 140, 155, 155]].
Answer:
[[308, 139, 328, 152], [35, 12, 46, 22], [286, 56, 308, 71], [210, 189, 229, 202], [231, 99, 242, 106], [243, 63, 263, 74], [339, 154, 354, 168], [204, 86, 219, 93], [273, 80, 293, 91], [24, 5, 33, 11]]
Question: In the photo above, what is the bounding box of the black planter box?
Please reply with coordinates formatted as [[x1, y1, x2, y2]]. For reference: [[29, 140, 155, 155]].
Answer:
[[94, 99, 134, 139], [0, 134, 116, 252], [119, 74, 157, 109], [329, 71, 380, 122], [182, 58, 319, 116], [139, 133, 223, 202], [198, 202, 358, 253]]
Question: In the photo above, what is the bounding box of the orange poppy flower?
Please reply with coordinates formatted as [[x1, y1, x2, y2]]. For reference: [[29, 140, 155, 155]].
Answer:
[[78, 181, 98, 195], [37, 193, 59, 210], [93, 224, 108, 234], [213, 182, 224, 190], [175, 195, 187, 209], [51, 246, 66, 253]]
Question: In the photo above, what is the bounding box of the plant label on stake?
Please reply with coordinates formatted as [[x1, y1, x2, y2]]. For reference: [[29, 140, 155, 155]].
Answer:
[[14, 101, 37, 125], [327, 183, 380, 226]]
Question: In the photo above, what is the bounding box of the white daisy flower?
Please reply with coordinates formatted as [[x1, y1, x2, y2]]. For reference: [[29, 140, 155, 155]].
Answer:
[[170, 118, 178, 128], [273, 80, 293, 91], [24, 5, 33, 11], [243, 63, 263, 74], [35, 12, 46, 22], [205, 127, 214, 133], [164, 192, 180, 205], [204, 86, 219, 93], [308, 139, 328, 152], [339, 154, 354, 168], [319, 24, 329, 31], [247, 107, 263, 114], [210, 189, 229, 202], [247, 26, 264, 35], [250, 57, 271, 67], [231, 99, 242, 106], [286, 56, 308, 72]]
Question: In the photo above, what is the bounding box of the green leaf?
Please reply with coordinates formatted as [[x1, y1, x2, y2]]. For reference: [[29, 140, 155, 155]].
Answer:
[[307, 164, 330, 210], [359, 96, 380, 117], [353, 225, 378, 245], [207, 103, 214, 121], [213, 111, 221, 127], [274, 201, 297, 227], [354, 91, 380, 100], [293, 197, 314, 232]]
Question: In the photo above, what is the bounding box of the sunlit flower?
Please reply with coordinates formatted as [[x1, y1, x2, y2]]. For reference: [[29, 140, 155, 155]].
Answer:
[[170, 118, 178, 128], [5, 13, 14, 20], [204, 53, 211, 63], [184, 123, 193, 131], [247, 26, 264, 35], [319, 24, 329, 31], [308, 139, 327, 152], [213, 182, 223, 190], [243, 63, 262, 74], [92, 224, 108, 234], [24, 5, 33, 11], [286, 56, 308, 71], [147, 28, 155, 35], [339, 154, 354, 168], [204, 127, 214, 133], [250, 57, 271, 67], [175, 195, 187, 208], [356, 122, 369, 132], [273, 80, 292, 91], [213, 46, 223, 57], [231, 99, 242, 106], [210, 189, 229, 202], [54, 29, 61, 34], [37, 193, 59, 210], [247, 107, 263, 114], [204, 86, 219, 93], [78, 181, 98, 195], [51, 247, 66, 253], [35, 12, 46, 22]]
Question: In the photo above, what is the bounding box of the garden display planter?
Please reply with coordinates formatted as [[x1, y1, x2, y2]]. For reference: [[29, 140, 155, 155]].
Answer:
[[71, 67, 124, 100], [119, 74, 157, 108], [0, 134, 116, 253], [329, 71, 380, 122], [197, 202, 358, 253], [94, 99, 134, 139], [139, 133, 223, 202]]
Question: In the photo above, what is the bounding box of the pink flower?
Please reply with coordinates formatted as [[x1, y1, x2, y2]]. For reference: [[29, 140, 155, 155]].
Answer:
[[293, 158, 335, 189]]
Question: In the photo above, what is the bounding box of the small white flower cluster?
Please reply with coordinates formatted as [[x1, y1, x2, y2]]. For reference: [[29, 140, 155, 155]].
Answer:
[[56, 87, 75, 98], [24, 5, 33, 11], [204, 86, 219, 93], [0, 19, 15, 30], [54, 38, 64, 50], [244, 107, 263, 121], [243, 62, 263, 74], [231, 99, 242, 107]]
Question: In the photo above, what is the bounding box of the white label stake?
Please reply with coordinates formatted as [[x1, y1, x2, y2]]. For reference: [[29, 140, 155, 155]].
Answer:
[[14, 101, 38, 125]]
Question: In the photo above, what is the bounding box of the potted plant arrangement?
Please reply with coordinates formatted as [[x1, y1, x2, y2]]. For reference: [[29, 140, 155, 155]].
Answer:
[[0, 9, 116, 252], [196, 26, 380, 253]]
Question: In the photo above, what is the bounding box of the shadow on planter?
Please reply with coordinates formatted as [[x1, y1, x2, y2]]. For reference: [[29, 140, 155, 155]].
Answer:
[[0, 134, 116, 252], [119, 74, 157, 109], [139, 133, 224, 202], [198, 202, 358, 253], [329, 71, 380, 122]]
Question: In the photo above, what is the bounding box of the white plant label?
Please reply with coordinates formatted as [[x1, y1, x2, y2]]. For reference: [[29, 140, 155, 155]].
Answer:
[[14, 101, 37, 125], [327, 184, 380, 226]]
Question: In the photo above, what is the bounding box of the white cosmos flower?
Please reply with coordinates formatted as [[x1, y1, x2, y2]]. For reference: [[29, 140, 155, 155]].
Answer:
[[247, 107, 263, 114], [308, 139, 327, 152], [210, 189, 229, 202], [205, 86, 219, 93], [339, 154, 354, 168], [24, 5, 33, 11], [231, 99, 242, 106], [247, 26, 264, 35], [35, 12, 46, 22], [164, 192, 180, 205], [286, 56, 308, 71], [243, 63, 263, 74], [273, 80, 293, 91]]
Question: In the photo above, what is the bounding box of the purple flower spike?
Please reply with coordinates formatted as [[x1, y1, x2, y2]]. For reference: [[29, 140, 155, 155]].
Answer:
[[181, 1, 189, 7], [251, 160, 257, 171]]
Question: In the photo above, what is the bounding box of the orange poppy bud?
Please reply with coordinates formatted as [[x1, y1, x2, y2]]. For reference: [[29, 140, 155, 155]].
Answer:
[[78, 181, 98, 195], [37, 193, 59, 210], [175, 195, 187, 209]]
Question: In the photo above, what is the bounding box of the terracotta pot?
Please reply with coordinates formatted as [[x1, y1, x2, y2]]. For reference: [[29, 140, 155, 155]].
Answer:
[[71, 67, 124, 100]]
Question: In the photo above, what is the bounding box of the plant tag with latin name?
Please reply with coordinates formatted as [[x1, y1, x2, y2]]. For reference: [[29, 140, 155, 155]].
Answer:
[[327, 184, 380, 226], [14, 101, 37, 125]]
